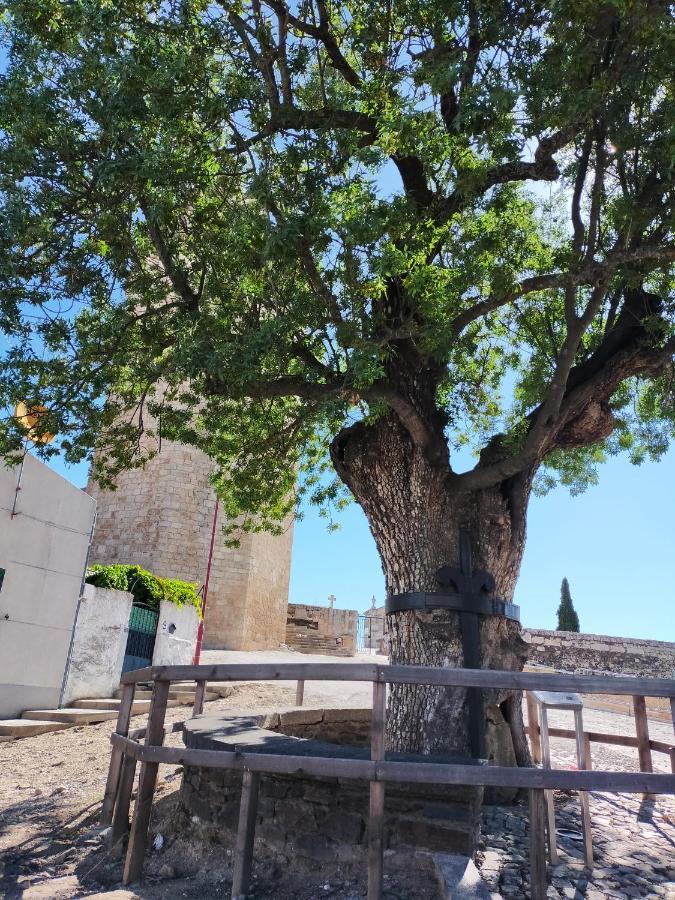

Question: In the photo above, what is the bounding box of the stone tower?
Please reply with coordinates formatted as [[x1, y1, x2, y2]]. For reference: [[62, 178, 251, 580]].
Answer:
[[86, 442, 293, 650]]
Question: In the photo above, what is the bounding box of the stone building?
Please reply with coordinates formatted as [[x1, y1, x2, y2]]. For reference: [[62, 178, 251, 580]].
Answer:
[[86, 441, 293, 650]]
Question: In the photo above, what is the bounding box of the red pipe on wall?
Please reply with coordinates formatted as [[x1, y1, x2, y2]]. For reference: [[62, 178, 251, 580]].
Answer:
[[193, 497, 219, 665]]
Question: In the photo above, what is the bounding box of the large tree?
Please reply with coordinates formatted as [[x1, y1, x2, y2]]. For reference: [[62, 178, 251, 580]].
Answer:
[[1, 0, 673, 764]]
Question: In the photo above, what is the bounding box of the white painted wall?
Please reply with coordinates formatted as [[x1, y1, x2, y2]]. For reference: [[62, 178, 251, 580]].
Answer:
[[0, 454, 96, 717], [62, 584, 133, 703], [152, 599, 199, 666]]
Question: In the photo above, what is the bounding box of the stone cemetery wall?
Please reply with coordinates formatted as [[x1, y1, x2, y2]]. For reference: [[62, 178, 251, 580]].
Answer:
[[87, 439, 293, 651], [523, 628, 675, 677], [286, 603, 358, 655], [63, 584, 133, 704]]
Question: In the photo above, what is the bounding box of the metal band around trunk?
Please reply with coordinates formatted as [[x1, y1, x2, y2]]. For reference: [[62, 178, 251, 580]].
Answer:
[[385, 592, 520, 622]]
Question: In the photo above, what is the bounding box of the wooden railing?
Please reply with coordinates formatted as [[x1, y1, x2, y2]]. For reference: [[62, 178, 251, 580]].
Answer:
[[102, 663, 675, 900]]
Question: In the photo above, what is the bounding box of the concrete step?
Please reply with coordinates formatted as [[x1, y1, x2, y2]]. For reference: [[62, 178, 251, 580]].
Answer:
[[113, 688, 220, 704], [172, 690, 220, 704], [0, 718, 74, 738], [22, 708, 121, 724], [69, 697, 183, 714], [290, 646, 354, 657]]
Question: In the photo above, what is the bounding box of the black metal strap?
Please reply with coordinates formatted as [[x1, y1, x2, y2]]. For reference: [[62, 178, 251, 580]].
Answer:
[[385, 591, 520, 622]]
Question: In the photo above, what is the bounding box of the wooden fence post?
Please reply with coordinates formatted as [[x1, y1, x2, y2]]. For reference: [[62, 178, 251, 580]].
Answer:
[[193, 680, 207, 716], [633, 695, 653, 774], [231, 769, 260, 900], [529, 788, 547, 900], [296, 679, 305, 707], [101, 683, 136, 824], [368, 678, 387, 900], [538, 705, 558, 864], [123, 680, 171, 884], [574, 710, 593, 869], [526, 692, 542, 764], [110, 752, 138, 855]]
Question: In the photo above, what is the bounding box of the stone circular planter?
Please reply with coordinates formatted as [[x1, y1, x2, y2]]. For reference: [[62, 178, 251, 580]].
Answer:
[[178, 707, 482, 868]]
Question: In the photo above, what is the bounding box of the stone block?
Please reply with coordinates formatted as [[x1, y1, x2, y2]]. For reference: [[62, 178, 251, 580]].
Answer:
[[392, 815, 477, 855], [287, 831, 338, 864], [280, 708, 324, 726], [322, 707, 371, 723]]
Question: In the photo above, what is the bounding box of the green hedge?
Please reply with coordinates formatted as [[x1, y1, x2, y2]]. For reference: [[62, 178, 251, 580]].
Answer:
[[85, 564, 202, 616]]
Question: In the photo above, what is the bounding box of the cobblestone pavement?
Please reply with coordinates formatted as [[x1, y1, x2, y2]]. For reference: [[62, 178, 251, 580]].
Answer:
[[478, 713, 675, 900]]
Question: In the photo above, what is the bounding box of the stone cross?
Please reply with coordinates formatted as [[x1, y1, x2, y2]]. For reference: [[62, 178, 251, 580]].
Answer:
[[327, 594, 336, 609]]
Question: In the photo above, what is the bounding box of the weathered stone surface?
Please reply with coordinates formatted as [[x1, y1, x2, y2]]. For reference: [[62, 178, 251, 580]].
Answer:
[[279, 708, 325, 726], [62, 584, 133, 704], [523, 628, 675, 678], [434, 853, 500, 899], [477, 728, 675, 900], [87, 439, 293, 651], [323, 707, 372, 723], [22, 876, 83, 898], [179, 708, 483, 866]]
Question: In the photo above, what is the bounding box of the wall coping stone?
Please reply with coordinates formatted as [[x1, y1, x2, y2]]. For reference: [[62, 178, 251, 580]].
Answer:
[[183, 710, 482, 767], [523, 628, 675, 651]]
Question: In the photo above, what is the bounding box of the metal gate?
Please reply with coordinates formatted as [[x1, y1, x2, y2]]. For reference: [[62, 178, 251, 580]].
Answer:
[[122, 604, 159, 674], [357, 615, 384, 651]]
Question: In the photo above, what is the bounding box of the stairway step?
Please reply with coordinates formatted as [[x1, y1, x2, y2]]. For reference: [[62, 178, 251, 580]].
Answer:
[[113, 687, 220, 704], [0, 718, 74, 738], [290, 646, 354, 657], [172, 691, 220, 704], [22, 708, 121, 724], [73, 697, 182, 711], [114, 688, 153, 699]]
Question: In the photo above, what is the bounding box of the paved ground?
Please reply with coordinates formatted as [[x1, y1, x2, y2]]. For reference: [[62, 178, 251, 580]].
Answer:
[[200, 647, 379, 707], [0, 648, 673, 898]]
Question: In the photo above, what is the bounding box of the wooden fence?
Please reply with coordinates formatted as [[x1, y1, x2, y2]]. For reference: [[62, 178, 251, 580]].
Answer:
[[102, 663, 675, 900]]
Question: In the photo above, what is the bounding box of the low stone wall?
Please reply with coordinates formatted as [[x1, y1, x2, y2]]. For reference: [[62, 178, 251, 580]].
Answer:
[[152, 599, 199, 666], [179, 708, 482, 867], [63, 584, 133, 704], [286, 603, 358, 656], [523, 628, 675, 677], [270, 706, 372, 745]]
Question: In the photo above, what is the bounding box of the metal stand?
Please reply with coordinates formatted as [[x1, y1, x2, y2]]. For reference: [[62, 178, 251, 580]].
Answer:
[[527, 690, 593, 869]]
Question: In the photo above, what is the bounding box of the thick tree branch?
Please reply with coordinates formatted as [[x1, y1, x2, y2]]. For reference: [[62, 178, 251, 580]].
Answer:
[[448, 244, 675, 336], [264, 0, 361, 87], [391, 154, 434, 208], [451, 283, 675, 493], [139, 201, 200, 311], [205, 367, 446, 463]]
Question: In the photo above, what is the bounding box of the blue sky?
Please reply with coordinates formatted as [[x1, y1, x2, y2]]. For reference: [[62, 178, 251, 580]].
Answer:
[[48, 447, 675, 642]]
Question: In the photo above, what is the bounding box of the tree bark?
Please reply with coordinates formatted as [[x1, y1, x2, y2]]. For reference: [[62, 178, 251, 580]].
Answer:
[[331, 411, 533, 769]]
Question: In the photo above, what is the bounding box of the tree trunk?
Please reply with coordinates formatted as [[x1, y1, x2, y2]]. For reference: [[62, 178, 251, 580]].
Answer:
[[331, 412, 533, 769]]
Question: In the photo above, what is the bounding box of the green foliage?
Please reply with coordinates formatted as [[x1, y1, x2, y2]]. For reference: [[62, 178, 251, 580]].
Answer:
[[0, 0, 673, 533], [556, 577, 580, 633], [86, 564, 201, 616]]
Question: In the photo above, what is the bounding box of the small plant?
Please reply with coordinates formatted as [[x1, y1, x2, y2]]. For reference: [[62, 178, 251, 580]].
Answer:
[[556, 577, 580, 632], [86, 564, 201, 616]]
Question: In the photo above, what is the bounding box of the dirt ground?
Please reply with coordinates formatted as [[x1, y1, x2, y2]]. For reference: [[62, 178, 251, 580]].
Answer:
[[0, 682, 440, 899], [1, 679, 674, 899]]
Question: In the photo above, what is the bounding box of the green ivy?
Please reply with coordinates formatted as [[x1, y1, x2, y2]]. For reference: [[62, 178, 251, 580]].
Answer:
[[85, 564, 202, 616]]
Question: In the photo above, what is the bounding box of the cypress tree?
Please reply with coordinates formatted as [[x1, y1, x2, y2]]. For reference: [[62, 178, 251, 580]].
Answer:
[[557, 578, 580, 632]]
